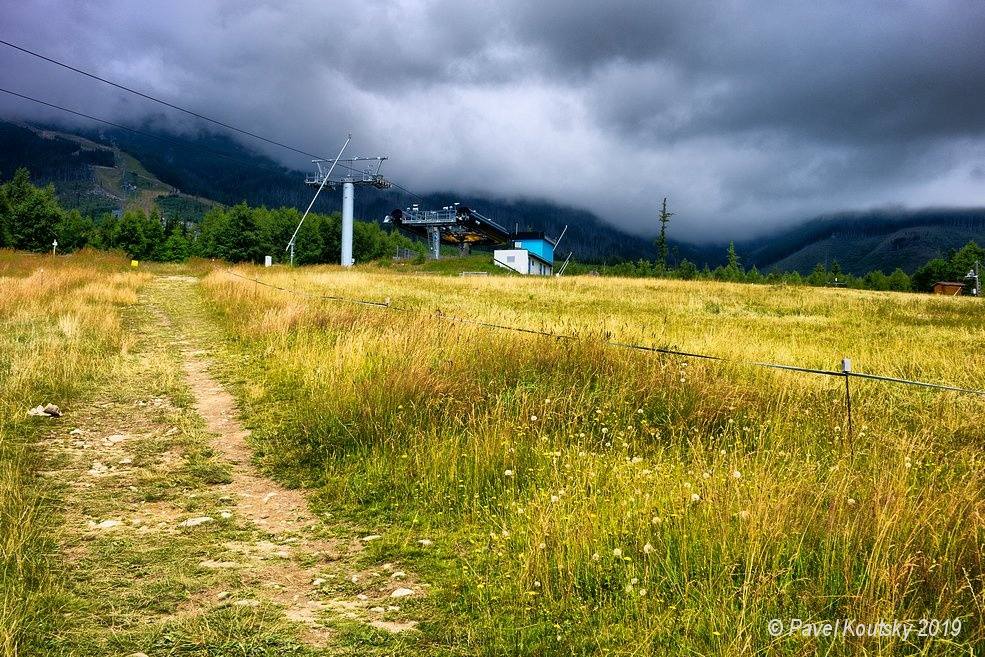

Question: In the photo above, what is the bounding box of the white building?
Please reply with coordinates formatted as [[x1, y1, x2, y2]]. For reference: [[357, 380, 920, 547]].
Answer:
[[493, 232, 555, 276]]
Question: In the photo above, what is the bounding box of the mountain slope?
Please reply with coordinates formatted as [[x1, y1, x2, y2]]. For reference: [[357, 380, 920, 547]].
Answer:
[[0, 121, 217, 221], [4, 119, 985, 270], [0, 120, 659, 262], [739, 210, 985, 274]]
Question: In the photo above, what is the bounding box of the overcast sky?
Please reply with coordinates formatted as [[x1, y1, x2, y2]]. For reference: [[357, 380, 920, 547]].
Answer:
[[3, 0, 985, 241]]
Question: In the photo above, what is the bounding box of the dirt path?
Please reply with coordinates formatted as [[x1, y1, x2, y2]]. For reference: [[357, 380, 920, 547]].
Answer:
[[182, 352, 317, 534], [39, 273, 422, 655], [162, 288, 335, 638]]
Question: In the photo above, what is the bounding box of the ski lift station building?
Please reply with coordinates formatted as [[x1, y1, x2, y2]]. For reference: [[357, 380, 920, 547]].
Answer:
[[494, 232, 556, 276]]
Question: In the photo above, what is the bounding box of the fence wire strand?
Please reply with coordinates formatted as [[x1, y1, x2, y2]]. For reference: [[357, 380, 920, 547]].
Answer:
[[221, 269, 985, 397]]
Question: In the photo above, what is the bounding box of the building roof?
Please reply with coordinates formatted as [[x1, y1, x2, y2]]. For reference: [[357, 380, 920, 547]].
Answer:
[[512, 231, 557, 246]]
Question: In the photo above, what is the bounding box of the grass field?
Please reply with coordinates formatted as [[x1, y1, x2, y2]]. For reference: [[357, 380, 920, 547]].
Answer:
[[2, 252, 983, 655], [0, 250, 146, 655], [199, 265, 985, 655]]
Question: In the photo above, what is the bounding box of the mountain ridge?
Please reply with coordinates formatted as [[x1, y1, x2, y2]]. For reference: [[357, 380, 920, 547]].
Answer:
[[2, 119, 984, 272]]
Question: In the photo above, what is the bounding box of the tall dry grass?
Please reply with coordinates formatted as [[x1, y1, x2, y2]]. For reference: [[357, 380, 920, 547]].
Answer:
[[0, 249, 146, 656], [201, 265, 985, 655]]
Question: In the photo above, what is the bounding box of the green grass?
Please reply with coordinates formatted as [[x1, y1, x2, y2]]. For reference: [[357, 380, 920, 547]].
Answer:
[[0, 250, 145, 656], [194, 265, 985, 656], [5, 252, 984, 655], [377, 253, 513, 276]]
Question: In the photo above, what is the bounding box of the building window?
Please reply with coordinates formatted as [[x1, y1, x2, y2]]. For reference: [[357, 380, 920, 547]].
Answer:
[[507, 255, 515, 263]]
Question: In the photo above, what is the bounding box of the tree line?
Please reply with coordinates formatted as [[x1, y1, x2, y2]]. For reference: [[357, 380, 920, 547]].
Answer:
[[1, 168, 981, 293], [0, 168, 421, 264], [567, 238, 982, 293]]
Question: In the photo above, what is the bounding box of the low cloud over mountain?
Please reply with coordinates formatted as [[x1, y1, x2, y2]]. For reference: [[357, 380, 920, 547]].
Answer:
[[3, 1, 985, 241]]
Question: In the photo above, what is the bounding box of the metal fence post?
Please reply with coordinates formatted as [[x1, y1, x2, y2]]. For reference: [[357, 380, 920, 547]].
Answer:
[[842, 358, 854, 445]]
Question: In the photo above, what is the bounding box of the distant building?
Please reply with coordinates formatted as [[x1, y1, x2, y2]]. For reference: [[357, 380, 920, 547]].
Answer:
[[932, 281, 965, 296], [493, 232, 555, 276]]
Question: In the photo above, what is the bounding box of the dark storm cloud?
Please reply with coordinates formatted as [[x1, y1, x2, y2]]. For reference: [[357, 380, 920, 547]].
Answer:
[[2, 0, 984, 240]]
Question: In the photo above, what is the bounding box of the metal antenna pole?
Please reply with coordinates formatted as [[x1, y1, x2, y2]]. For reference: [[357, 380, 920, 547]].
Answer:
[[556, 251, 573, 276], [554, 224, 569, 248], [287, 134, 351, 265]]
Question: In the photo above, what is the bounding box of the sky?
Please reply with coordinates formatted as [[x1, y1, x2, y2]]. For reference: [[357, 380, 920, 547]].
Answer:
[[2, 0, 985, 241]]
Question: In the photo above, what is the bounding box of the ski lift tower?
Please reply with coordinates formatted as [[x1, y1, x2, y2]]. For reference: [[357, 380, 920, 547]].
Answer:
[[304, 156, 392, 266], [965, 260, 981, 296]]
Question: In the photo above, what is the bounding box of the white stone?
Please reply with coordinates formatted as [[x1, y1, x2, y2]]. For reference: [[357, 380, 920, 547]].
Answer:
[[234, 599, 260, 607], [94, 519, 121, 529], [361, 534, 382, 542], [87, 461, 109, 476], [390, 587, 414, 598], [179, 516, 214, 527], [417, 539, 433, 547]]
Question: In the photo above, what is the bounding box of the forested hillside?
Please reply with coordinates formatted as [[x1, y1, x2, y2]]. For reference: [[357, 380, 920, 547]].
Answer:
[[4, 119, 985, 271], [0, 121, 658, 263]]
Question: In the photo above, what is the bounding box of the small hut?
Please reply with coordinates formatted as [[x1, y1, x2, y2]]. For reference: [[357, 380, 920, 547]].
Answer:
[[932, 281, 965, 296]]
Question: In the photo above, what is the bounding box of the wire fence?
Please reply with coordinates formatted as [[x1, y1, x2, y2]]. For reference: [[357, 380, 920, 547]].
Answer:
[[220, 268, 985, 437]]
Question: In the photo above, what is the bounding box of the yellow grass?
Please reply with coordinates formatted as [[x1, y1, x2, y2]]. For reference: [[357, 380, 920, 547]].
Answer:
[[197, 264, 985, 655], [0, 249, 147, 656]]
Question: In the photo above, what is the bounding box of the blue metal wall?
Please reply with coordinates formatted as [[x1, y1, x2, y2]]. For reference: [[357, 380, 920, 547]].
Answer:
[[516, 238, 554, 264]]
